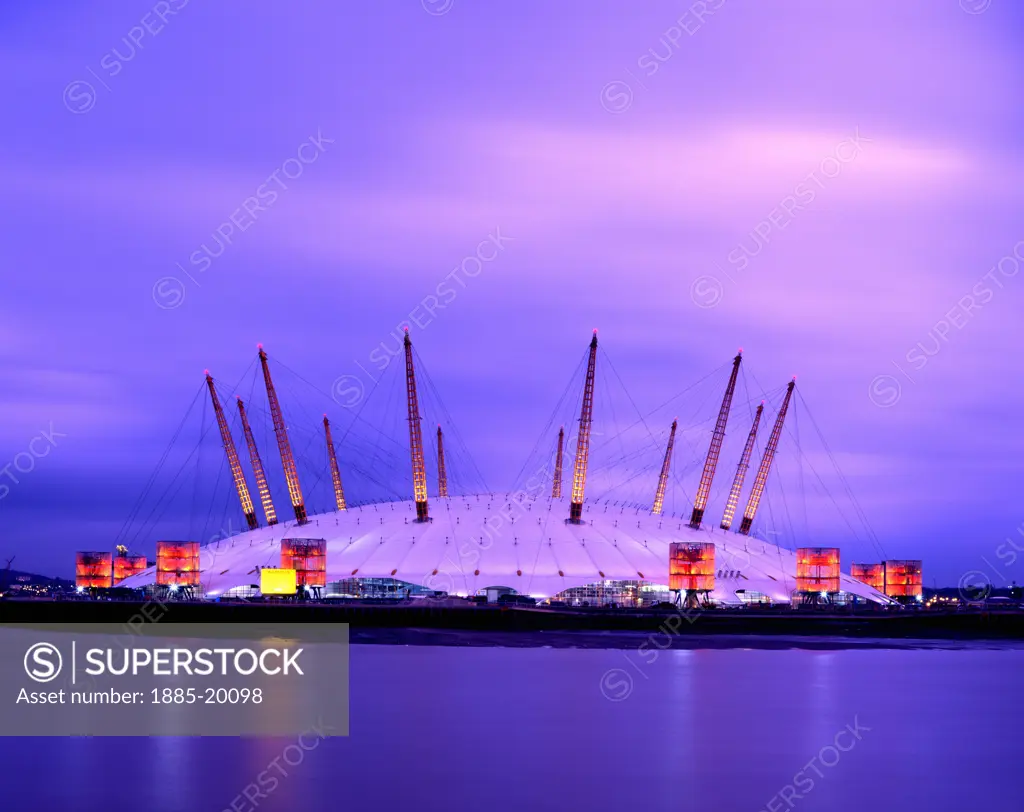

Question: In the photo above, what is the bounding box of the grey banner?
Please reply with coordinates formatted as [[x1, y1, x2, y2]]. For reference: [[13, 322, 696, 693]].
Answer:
[[1, 622, 349, 737]]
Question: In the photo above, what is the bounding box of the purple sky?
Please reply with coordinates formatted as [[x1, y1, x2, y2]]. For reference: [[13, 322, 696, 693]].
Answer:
[[1, 0, 1022, 586]]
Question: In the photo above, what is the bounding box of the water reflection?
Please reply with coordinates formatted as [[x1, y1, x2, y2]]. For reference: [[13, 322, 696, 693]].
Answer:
[[1, 643, 1020, 812]]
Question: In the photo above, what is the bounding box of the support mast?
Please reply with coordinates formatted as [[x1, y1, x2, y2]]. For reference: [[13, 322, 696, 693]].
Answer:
[[720, 403, 763, 530], [569, 330, 598, 523], [551, 426, 565, 499], [237, 397, 278, 526], [739, 379, 795, 535], [436, 425, 449, 498], [689, 351, 742, 529], [651, 418, 678, 516], [205, 373, 257, 531], [258, 345, 306, 523], [323, 415, 347, 511], [404, 329, 429, 521]]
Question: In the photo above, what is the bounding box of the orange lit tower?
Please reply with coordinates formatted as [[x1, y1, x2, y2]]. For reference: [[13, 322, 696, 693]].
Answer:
[[258, 345, 306, 524], [281, 538, 327, 588], [113, 545, 147, 584], [851, 563, 885, 593], [739, 378, 795, 535], [436, 425, 449, 498], [404, 329, 429, 521], [237, 397, 277, 526], [156, 541, 200, 587], [796, 547, 841, 602], [669, 541, 715, 607], [720, 402, 764, 531], [76, 552, 113, 589], [884, 560, 923, 601], [569, 330, 598, 523], [551, 426, 565, 499], [651, 419, 678, 516], [690, 351, 742, 529], [205, 372, 258, 531], [323, 415, 347, 511]]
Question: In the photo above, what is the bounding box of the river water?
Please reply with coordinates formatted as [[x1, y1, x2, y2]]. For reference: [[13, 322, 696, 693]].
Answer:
[[2, 642, 1021, 811]]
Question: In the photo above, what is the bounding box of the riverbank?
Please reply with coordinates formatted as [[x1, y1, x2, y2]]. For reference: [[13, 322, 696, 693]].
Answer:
[[2, 597, 1023, 646]]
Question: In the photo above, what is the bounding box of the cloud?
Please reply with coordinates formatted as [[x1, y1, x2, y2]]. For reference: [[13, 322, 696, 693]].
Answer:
[[0, 121, 985, 283]]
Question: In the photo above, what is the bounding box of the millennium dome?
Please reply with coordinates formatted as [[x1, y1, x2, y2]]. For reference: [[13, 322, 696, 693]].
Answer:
[[114, 330, 896, 605], [119, 494, 890, 604]]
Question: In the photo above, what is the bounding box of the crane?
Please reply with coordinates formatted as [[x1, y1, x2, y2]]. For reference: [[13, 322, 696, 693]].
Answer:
[[739, 379, 796, 535], [237, 396, 277, 526], [569, 330, 598, 524], [720, 403, 763, 530], [551, 426, 564, 499], [436, 426, 449, 498], [689, 351, 742, 529], [404, 329, 429, 522], [258, 345, 306, 524], [323, 415, 347, 511], [651, 419, 677, 516], [205, 372, 258, 530]]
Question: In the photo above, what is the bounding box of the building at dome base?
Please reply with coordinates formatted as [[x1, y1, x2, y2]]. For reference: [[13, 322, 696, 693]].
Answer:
[[118, 495, 892, 605]]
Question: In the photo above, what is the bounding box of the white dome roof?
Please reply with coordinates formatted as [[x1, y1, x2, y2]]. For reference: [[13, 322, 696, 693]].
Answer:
[[118, 495, 891, 604]]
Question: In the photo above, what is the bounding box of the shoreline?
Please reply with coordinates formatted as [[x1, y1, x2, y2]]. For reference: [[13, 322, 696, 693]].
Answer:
[[349, 627, 1024, 651], [3, 598, 1023, 649]]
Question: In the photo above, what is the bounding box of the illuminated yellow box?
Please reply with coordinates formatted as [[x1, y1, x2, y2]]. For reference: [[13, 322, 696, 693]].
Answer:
[[260, 567, 297, 595]]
